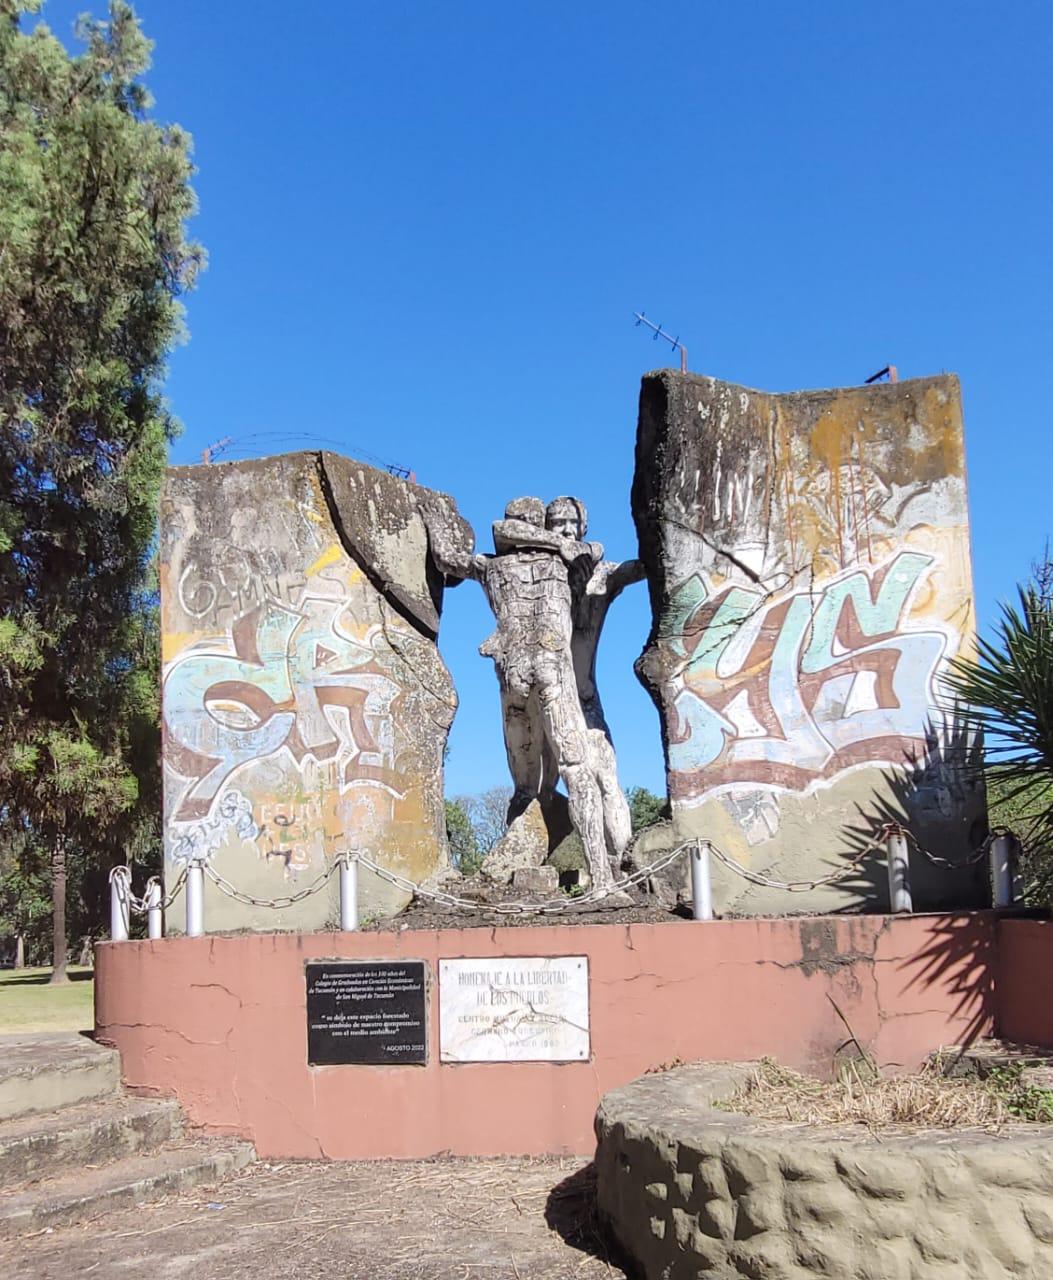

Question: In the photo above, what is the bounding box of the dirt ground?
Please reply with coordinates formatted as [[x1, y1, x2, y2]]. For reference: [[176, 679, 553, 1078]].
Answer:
[[2, 1157, 630, 1279]]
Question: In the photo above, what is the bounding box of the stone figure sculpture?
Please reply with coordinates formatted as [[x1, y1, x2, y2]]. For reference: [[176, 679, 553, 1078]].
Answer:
[[427, 495, 638, 896]]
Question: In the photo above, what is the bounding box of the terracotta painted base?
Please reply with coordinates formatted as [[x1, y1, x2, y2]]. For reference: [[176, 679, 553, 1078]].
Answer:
[[95, 913, 997, 1159]]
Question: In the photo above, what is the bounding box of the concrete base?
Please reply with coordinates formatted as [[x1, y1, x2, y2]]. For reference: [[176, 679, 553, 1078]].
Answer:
[[96, 912, 998, 1160]]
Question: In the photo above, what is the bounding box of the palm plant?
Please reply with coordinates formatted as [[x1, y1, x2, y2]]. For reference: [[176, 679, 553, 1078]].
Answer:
[[945, 565, 1053, 903]]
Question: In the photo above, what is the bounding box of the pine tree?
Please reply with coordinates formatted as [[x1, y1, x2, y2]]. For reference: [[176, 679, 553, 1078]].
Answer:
[[0, 2, 201, 979]]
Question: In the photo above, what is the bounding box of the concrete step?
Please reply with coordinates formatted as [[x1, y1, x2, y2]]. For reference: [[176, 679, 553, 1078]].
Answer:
[[0, 1138, 256, 1239], [0, 1094, 183, 1186], [934, 1037, 1053, 1088], [0, 1033, 120, 1122]]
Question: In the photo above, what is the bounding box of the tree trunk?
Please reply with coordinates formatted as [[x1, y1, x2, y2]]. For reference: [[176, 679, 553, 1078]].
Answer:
[[49, 832, 69, 985]]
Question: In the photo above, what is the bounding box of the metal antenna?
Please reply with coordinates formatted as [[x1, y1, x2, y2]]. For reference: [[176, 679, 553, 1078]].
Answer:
[[201, 436, 233, 464], [634, 311, 688, 373]]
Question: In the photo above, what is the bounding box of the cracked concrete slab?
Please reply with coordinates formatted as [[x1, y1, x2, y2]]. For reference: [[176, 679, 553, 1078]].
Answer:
[[160, 451, 472, 932]]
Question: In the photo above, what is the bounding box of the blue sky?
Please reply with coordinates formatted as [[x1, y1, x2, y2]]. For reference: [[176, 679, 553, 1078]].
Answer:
[[38, 1, 1053, 797]]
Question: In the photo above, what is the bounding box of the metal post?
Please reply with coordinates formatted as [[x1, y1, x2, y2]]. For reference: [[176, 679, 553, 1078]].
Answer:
[[340, 852, 359, 931], [990, 834, 1015, 909], [690, 840, 714, 921], [886, 829, 913, 914], [110, 867, 130, 942], [146, 879, 163, 940], [186, 860, 205, 937]]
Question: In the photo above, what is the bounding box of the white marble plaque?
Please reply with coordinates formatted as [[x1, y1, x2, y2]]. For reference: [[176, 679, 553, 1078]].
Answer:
[[439, 956, 590, 1062]]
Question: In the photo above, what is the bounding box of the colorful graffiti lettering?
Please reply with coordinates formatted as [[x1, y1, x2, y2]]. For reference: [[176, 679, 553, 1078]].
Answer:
[[666, 551, 950, 799], [163, 592, 403, 823]]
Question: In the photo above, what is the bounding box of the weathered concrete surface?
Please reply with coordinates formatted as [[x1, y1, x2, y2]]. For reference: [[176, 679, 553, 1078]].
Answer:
[[95, 913, 995, 1159], [0, 1094, 182, 1184], [633, 370, 986, 914], [0, 1157, 625, 1279], [0, 1137, 255, 1239], [997, 919, 1053, 1049], [160, 451, 472, 930], [0, 1033, 119, 1121], [596, 1062, 1053, 1279]]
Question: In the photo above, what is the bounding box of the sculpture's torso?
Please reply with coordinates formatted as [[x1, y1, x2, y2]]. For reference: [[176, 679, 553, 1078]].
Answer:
[[480, 550, 574, 697]]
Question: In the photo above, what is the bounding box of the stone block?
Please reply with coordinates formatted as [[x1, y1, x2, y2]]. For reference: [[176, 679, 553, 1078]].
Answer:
[[632, 370, 986, 913], [510, 865, 560, 894], [480, 800, 549, 884], [160, 451, 470, 930]]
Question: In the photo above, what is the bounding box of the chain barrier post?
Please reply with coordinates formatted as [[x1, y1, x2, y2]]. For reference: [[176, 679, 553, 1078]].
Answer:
[[186, 859, 205, 937], [340, 851, 359, 931], [146, 878, 163, 939], [990, 833, 1015, 909], [690, 839, 714, 921], [109, 867, 130, 942], [886, 827, 913, 913]]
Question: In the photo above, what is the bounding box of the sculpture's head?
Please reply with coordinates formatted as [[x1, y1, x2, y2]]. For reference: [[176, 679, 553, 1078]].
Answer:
[[504, 496, 545, 526], [545, 496, 587, 541]]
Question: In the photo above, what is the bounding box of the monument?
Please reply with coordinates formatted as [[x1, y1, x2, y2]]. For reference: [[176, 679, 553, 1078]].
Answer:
[[426, 496, 639, 897], [157, 369, 985, 927]]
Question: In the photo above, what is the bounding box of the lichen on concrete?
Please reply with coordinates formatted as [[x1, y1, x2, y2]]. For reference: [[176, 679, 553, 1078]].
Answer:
[[630, 369, 987, 916]]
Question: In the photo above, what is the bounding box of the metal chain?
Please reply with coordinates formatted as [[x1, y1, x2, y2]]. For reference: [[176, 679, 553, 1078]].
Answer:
[[111, 863, 190, 915], [111, 821, 1018, 920], [355, 843, 692, 915], [704, 827, 897, 893], [896, 824, 997, 870], [203, 858, 341, 909]]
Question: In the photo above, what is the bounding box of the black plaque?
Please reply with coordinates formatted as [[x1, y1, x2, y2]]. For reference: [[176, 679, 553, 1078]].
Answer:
[[306, 961, 427, 1066]]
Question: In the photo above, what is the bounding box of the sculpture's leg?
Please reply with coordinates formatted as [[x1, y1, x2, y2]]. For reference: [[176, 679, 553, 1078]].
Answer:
[[540, 736, 559, 799], [500, 687, 542, 823], [536, 662, 615, 892], [589, 729, 632, 862]]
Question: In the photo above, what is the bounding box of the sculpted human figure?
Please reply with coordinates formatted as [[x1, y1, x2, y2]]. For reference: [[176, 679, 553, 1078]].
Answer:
[[426, 496, 633, 895], [535, 497, 640, 857]]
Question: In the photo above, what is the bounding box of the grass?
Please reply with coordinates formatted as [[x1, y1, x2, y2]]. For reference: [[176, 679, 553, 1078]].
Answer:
[[720, 1057, 1053, 1132], [0, 966, 94, 1034]]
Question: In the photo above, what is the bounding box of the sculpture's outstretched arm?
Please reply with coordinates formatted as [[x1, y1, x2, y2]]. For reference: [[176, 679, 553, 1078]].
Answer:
[[492, 518, 603, 568], [604, 557, 646, 600], [422, 504, 487, 583]]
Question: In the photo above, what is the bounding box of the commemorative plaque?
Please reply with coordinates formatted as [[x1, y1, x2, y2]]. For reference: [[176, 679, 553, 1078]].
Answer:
[[439, 956, 589, 1063], [306, 961, 427, 1066]]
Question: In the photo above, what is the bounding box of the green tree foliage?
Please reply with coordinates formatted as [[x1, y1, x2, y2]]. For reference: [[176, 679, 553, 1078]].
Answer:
[[626, 785, 666, 833], [946, 561, 1053, 904], [0, 2, 200, 977], [444, 798, 481, 874]]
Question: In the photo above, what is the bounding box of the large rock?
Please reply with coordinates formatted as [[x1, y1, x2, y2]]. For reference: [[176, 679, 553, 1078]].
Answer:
[[160, 450, 471, 931], [480, 800, 550, 885], [632, 371, 987, 914]]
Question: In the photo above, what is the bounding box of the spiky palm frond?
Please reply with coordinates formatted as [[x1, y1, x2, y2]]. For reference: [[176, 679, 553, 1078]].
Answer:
[[946, 581, 1053, 851]]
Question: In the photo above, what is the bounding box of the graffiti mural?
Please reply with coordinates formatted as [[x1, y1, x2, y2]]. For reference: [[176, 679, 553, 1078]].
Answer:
[[634, 371, 984, 908], [164, 596, 404, 823], [160, 450, 469, 926], [665, 551, 952, 800]]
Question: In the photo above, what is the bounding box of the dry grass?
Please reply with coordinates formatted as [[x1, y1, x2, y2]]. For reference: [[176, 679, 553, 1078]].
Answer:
[[722, 1058, 1014, 1133]]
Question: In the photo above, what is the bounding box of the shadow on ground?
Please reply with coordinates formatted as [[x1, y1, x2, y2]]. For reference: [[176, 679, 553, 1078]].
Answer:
[[0, 970, 94, 985], [544, 1161, 627, 1274]]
